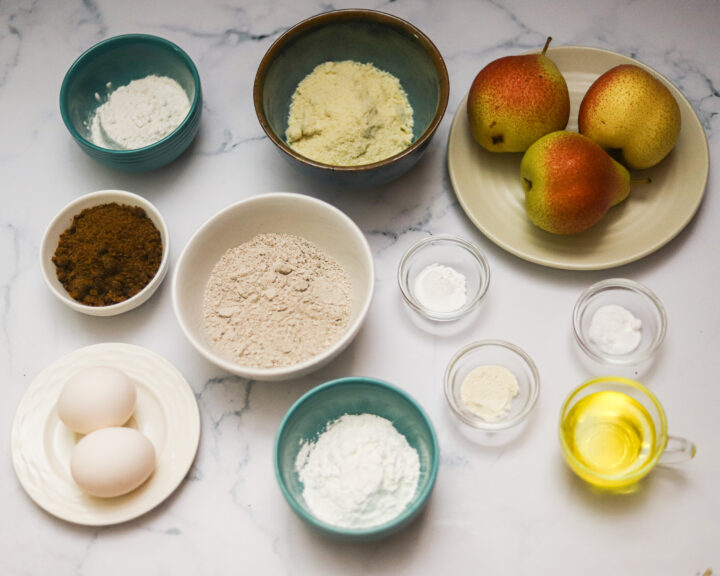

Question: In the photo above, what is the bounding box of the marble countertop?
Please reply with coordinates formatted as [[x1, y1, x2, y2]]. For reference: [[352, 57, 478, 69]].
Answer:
[[2, 0, 718, 573]]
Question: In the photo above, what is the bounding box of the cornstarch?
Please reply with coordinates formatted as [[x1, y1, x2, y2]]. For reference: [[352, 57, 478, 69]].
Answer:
[[89, 75, 190, 150], [295, 413, 420, 529], [203, 233, 352, 369], [285, 60, 414, 166]]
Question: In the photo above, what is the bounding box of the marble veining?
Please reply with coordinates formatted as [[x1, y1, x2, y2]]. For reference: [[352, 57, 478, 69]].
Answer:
[[1, 0, 719, 574]]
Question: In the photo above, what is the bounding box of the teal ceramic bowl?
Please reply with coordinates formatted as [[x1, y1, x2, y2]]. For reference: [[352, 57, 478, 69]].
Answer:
[[274, 377, 439, 541], [60, 34, 202, 172], [254, 9, 449, 188]]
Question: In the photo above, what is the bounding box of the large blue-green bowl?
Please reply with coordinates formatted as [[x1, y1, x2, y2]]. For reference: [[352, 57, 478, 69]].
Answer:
[[60, 34, 202, 172], [274, 377, 439, 541], [254, 9, 449, 188]]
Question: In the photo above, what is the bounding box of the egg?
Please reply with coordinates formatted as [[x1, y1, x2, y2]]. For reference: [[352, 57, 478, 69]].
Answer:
[[70, 427, 156, 498], [57, 366, 136, 434]]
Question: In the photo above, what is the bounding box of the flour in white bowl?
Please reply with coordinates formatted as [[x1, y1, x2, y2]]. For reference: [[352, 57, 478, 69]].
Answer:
[[89, 75, 190, 150], [295, 413, 420, 529]]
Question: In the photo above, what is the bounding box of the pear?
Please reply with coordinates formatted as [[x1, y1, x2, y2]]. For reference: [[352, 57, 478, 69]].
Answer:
[[579, 64, 681, 169], [521, 131, 631, 235], [467, 37, 570, 153]]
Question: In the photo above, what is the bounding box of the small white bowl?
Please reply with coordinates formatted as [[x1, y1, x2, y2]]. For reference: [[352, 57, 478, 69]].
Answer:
[[40, 190, 170, 316], [444, 340, 540, 445], [172, 192, 375, 382], [573, 278, 667, 366], [397, 235, 490, 324]]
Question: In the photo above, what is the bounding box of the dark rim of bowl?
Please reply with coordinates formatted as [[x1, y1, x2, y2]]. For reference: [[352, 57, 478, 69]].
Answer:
[[253, 9, 450, 173], [59, 33, 202, 154], [273, 376, 440, 537]]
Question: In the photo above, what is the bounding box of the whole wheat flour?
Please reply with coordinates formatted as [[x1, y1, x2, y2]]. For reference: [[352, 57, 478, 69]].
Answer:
[[285, 60, 414, 166], [203, 233, 352, 369]]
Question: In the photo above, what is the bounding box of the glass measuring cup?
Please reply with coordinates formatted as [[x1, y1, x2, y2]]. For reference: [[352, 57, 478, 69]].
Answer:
[[559, 377, 695, 493]]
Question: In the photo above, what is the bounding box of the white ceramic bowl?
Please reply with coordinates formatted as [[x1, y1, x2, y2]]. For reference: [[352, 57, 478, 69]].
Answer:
[[40, 190, 170, 316], [172, 192, 375, 381]]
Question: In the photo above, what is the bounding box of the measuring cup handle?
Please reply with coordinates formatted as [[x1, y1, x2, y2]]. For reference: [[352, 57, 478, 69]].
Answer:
[[658, 435, 697, 465]]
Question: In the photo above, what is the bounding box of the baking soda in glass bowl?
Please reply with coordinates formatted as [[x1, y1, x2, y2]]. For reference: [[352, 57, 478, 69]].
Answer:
[[588, 304, 643, 356], [573, 279, 666, 373], [412, 263, 467, 313], [397, 235, 490, 335]]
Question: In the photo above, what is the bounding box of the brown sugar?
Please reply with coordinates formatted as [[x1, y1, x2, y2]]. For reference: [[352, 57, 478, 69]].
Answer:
[[52, 202, 163, 306]]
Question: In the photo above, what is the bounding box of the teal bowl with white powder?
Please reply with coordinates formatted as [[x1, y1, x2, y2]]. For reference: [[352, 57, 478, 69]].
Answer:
[[274, 377, 439, 541], [60, 34, 202, 172]]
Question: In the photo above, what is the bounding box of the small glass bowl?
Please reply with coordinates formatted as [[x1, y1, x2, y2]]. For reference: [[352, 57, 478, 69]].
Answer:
[[397, 235, 490, 324], [444, 340, 540, 445], [573, 278, 667, 367]]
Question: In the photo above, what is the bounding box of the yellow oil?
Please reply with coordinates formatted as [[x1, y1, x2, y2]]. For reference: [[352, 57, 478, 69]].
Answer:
[[561, 390, 656, 488]]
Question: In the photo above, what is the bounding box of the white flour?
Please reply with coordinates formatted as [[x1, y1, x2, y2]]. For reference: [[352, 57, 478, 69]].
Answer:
[[295, 413, 420, 529], [89, 75, 190, 150]]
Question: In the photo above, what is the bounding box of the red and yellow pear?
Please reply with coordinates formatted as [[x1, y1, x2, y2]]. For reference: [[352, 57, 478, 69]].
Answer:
[[467, 37, 570, 153], [521, 131, 631, 235], [579, 64, 681, 169]]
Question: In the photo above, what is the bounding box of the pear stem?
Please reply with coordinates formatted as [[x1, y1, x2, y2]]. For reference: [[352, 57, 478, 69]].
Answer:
[[631, 177, 652, 185], [542, 37, 552, 56]]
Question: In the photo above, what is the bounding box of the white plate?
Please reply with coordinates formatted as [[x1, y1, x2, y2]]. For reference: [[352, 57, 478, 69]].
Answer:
[[448, 46, 709, 270], [11, 343, 200, 526]]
